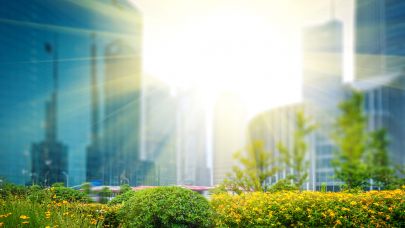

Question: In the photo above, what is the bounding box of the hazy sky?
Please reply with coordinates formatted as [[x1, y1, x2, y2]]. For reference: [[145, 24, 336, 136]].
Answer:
[[132, 0, 354, 114]]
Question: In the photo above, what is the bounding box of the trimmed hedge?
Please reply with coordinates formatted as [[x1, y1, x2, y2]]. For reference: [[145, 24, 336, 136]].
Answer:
[[211, 189, 405, 227], [108, 190, 135, 205], [119, 186, 213, 227]]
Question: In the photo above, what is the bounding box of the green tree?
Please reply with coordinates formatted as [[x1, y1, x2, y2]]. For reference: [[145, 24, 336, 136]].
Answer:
[[120, 184, 132, 194], [99, 187, 112, 204], [81, 182, 92, 195], [367, 129, 395, 189], [277, 111, 316, 189], [332, 90, 368, 189], [223, 141, 278, 194]]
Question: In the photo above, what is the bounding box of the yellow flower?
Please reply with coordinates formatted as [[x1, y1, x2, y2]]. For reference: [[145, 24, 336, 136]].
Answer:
[[62, 200, 68, 204], [46, 226, 51, 228], [90, 219, 97, 225], [336, 220, 342, 225], [350, 201, 357, 206], [20, 215, 30, 220], [0, 222, 3, 227], [22, 221, 29, 224]]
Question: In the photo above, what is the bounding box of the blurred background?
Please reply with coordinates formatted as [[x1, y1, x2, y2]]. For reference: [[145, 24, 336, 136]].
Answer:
[[0, 0, 404, 191]]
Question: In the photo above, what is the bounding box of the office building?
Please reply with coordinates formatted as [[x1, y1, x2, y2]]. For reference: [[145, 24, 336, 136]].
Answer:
[[141, 77, 178, 185], [0, 0, 144, 186], [302, 19, 345, 190], [101, 37, 151, 186], [31, 41, 69, 186], [212, 92, 248, 185], [351, 75, 405, 168], [356, 0, 405, 80], [248, 104, 314, 188], [175, 89, 211, 186]]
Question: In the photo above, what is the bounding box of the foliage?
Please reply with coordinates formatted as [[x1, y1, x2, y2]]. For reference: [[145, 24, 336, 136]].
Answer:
[[52, 182, 65, 188], [120, 184, 132, 194], [53, 186, 92, 203], [119, 186, 213, 227], [211, 188, 405, 227], [0, 182, 30, 199], [81, 182, 92, 195], [332, 90, 369, 189], [366, 128, 396, 190], [277, 111, 316, 189], [27, 185, 52, 204], [1, 184, 405, 227], [0, 195, 120, 227], [98, 187, 112, 204], [108, 190, 135, 205], [223, 141, 279, 193], [209, 184, 228, 195], [268, 179, 298, 192]]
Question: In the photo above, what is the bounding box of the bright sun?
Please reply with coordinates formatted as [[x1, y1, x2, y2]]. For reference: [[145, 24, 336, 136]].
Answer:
[[145, 10, 302, 117]]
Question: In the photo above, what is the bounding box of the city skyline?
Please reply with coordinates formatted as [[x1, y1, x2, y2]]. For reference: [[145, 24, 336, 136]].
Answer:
[[0, 0, 403, 190]]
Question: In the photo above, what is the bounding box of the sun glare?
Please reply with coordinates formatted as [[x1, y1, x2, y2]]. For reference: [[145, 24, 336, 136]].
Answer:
[[144, 9, 302, 116]]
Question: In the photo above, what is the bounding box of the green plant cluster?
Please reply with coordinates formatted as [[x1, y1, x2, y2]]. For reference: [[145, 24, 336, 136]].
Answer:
[[0, 183, 33, 199], [119, 186, 213, 227], [2, 184, 405, 227], [211, 188, 405, 227], [52, 186, 91, 203], [108, 189, 135, 205]]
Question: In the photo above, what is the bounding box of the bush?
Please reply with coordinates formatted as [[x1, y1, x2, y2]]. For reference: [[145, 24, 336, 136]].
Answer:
[[0, 183, 30, 199], [81, 182, 92, 195], [0, 197, 120, 227], [120, 184, 132, 194], [27, 185, 51, 203], [211, 189, 405, 227], [53, 186, 91, 203], [119, 186, 213, 227], [268, 179, 298, 192], [98, 187, 112, 204], [108, 190, 135, 205]]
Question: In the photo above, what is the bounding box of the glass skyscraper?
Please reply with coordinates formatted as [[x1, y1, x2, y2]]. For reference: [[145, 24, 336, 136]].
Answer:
[[356, 0, 405, 79], [355, 0, 405, 170], [302, 19, 345, 190], [0, 0, 145, 186]]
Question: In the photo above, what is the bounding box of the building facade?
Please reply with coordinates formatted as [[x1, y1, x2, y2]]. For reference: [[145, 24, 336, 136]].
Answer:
[[212, 92, 248, 185], [352, 75, 405, 168], [141, 78, 178, 185], [175, 89, 211, 186], [302, 19, 346, 190], [248, 104, 314, 188], [0, 0, 144, 186], [356, 0, 405, 80], [355, 0, 405, 170]]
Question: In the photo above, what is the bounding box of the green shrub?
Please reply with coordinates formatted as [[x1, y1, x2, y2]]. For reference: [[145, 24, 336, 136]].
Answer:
[[0, 183, 30, 199], [81, 182, 92, 195], [268, 179, 298, 192], [321, 182, 327, 192], [119, 186, 213, 227], [211, 189, 405, 227], [99, 187, 112, 204], [27, 185, 51, 203], [52, 182, 65, 187], [120, 184, 132, 194], [108, 190, 135, 205], [53, 186, 91, 203]]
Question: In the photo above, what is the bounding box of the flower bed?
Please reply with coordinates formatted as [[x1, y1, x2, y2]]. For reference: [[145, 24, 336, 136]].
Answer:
[[211, 189, 405, 227]]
